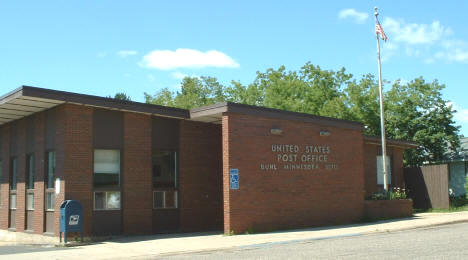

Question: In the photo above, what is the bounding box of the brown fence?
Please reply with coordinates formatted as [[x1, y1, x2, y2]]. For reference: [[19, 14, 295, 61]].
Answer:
[[404, 164, 449, 209]]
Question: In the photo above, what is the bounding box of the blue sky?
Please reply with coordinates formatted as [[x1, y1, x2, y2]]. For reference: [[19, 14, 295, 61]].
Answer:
[[1, 1, 468, 135]]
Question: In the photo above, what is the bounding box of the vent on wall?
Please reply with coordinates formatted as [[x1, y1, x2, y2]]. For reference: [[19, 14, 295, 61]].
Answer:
[[270, 128, 283, 135], [320, 130, 330, 136]]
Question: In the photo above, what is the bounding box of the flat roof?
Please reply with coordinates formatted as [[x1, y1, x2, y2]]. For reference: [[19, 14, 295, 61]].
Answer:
[[363, 135, 418, 149], [0, 86, 189, 125], [190, 102, 364, 130], [0, 87, 416, 149]]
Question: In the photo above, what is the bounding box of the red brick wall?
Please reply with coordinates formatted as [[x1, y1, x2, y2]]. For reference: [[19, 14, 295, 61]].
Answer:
[[122, 112, 152, 235], [363, 144, 406, 197], [179, 120, 223, 232], [0, 126, 10, 229], [364, 199, 413, 219], [223, 112, 365, 234], [15, 119, 27, 232], [62, 104, 93, 236], [52, 106, 65, 235], [33, 113, 45, 234]]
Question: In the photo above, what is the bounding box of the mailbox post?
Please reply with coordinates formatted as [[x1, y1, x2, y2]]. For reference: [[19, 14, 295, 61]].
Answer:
[[59, 200, 83, 243]]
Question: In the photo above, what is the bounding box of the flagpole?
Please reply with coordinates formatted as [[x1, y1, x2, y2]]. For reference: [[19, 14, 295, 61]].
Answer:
[[374, 7, 389, 192]]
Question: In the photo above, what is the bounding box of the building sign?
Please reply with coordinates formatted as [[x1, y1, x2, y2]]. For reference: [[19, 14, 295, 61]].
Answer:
[[230, 169, 239, 189], [260, 144, 339, 171]]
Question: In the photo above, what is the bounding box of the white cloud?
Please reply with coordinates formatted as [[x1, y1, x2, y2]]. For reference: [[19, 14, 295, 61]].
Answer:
[[171, 72, 200, 80], [381, 42, 399, 62], [383, 18, 451, 45], [431, 40, 468, 63], [379, 17, 468, 64], [117, 50, 137, 57], [338, 9, 369, 24], [171, 72, 188, 80], [440, 49, 468, 63], [448, 102, 468, 123], [141, 48, 240, 70]]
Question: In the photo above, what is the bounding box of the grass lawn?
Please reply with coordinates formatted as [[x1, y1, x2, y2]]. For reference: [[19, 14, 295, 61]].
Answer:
[[420, 205, 468, 213]]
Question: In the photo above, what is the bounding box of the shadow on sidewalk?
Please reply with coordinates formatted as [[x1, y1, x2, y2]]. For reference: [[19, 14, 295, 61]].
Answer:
[[107, 215, 423, 244], [109, 231, 223, 243]]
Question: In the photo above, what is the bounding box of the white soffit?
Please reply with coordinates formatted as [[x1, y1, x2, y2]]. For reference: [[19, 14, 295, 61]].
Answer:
[[189, 113, 222, 124], [0, 94, 63, 125]]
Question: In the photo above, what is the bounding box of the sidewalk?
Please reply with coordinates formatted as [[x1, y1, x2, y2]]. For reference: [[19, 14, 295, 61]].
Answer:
[[4, 211, 468, 259]]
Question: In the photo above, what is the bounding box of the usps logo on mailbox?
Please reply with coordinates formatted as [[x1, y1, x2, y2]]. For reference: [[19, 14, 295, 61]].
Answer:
[[229, 168, 239, 190], [69, 215, 80, 225]]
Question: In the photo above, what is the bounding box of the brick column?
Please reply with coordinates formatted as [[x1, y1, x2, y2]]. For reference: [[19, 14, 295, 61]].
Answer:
[[0, 126, 10, 230], [62, 104, 93, 236], [15, 119, 27, 232], [33, 113, 45, 234], [122, 112, 152, 235], [222, 113, 231, 234], [53, 105, 67, 236]]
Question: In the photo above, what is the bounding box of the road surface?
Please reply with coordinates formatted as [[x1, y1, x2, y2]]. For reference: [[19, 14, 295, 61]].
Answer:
[[159, 222, 468, 259]]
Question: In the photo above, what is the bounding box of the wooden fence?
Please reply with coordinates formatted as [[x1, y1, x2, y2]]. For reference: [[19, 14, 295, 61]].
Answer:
[[404, 164, 449, 209]]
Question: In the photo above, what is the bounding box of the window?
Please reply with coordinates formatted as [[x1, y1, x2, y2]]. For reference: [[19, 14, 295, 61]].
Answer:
[[45, 152, 55, 211], [94, 150, 121, 210], [46, 151, 55, 189], [153, 190, 178, 209], [152, 151, 177, 188], [45, 191, 55, 211], [377, 156, 392, 185], [27, 154, 35, 190], [10, 193, 17, 209], [94, 191, 121, 210], [26, 192, 34, 210], [94, 150, 120, 188], [10, 158, 17, 190]]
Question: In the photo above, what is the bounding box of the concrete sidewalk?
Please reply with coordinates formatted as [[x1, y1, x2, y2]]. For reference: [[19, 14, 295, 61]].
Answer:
[[4, 211, 468, 259]]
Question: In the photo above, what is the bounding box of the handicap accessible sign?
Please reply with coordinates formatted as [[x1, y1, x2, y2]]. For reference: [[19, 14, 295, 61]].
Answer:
[[230, 169, 239, 190]]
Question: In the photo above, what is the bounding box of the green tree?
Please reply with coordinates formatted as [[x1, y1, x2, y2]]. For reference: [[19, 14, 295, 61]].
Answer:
[[324, 74, 381, 135], [144, 88, 174, 107], [229, 63, 352, 115], [143, 63, 460, 166], [145, 76, 226, 109], [112, 92, 132, 101], [385, 78, 459, 166]]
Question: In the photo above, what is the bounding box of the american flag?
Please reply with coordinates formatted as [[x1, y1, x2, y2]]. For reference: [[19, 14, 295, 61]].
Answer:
[[375, 20, 388, 42]]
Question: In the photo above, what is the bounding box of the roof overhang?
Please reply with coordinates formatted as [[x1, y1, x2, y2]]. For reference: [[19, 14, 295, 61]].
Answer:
[[0, 87, 64, 125], [363, 135, 419, 149], [190, 102, 364, 130], [0, 86, 189, 125]]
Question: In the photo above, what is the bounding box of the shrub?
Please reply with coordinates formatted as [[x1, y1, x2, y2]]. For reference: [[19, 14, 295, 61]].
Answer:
[[450, 195, 468, 208], [367, 187, 407, 200]]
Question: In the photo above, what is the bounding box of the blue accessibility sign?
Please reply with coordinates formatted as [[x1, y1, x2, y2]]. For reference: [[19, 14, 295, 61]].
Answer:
[[229, 169, 239, 190]]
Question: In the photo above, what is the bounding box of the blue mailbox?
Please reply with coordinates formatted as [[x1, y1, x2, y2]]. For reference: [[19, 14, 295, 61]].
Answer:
[[59, 200, 83, 243]]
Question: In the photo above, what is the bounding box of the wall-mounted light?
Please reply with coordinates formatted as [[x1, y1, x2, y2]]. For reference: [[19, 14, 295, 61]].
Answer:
[[320, 130, 330, 136], [270, 128, 283, 135]]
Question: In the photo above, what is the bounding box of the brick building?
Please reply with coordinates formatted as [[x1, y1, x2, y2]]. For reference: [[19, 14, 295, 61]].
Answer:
[[0, 86, 416, 238]]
